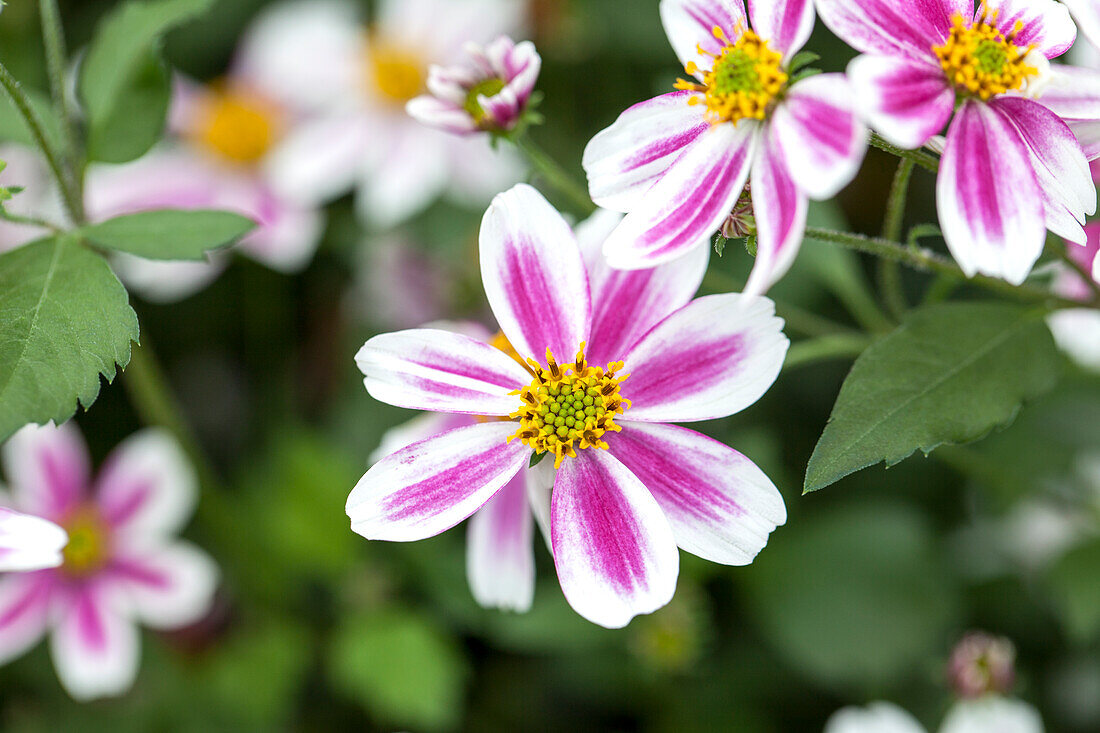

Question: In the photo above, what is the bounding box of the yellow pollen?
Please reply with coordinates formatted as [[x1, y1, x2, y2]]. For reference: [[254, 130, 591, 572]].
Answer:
[[933, 12, 1037, 101], [192, 85, 282, 164], [507, 344, 630, 469], [368, 36, 427, 104], [674, 26, 787, 125], [60, 507, 109, 578]]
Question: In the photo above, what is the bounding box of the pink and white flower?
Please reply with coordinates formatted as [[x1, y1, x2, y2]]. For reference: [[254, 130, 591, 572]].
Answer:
[[0, 423, 219, 700], [583, 0, 868, 295], [1048, 222, 1100, 370], [816, 0, 1100, 285], [244, 0, 526, 228], [825, 698, 1043, 733], [349, 184, 789, 628], [0, 508, 67, 572], [408, 36, 542, 135], [1064, 0, 1100, 48]]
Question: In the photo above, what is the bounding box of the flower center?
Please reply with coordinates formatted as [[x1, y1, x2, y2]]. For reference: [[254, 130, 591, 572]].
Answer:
[[508, 344, 630, 468], [193, 87, 281, 164], [463, 78, 507, 125], [369, 38, 427, 104], [60, 507, 108, 578], [933, 13, 1037, 100], [675, 27, 787, 125]]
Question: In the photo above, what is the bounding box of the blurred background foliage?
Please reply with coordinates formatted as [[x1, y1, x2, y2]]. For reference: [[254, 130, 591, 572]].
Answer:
[[1, 0, 1099, 731]]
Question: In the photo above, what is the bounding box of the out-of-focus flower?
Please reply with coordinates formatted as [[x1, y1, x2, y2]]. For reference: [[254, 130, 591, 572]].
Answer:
[[349, 184, 788, 628], [0, 508, 67, 572], [0, 423, 219, 701], [85, 63, 326, 302], [349, 236, 455, 330], [948, 632, 1017, 699], [408, 36, 542, 135], [817, 0, 1099, 286], [1049, 222, 1100, 370], [245, 0, 527, 228], [0, 143, 61, 252], [583, 0, 867, 295], [825, 698, 1043, 733]]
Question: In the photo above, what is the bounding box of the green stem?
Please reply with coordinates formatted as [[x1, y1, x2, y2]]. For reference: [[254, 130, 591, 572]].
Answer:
[[513, 135, 596, 216], [870, 132, 939, 173], [37, 0, 83, 221], [803, 226, 1094, 310], [124, 340, 221, 491], [702, 269, 862, 338], [0, 60, 81, 223], [0, 208, 62, 232], [879, 158, 915, 318], [783, 333, 872, 370]]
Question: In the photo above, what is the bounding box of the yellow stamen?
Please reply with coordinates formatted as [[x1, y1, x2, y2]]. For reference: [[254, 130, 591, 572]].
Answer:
[[933, 12, 1037, 101], [674, 26, 787, 125], [368, 36, 426, 104], [192, 85, 282, 164], [60, 507, 108, 578], [507, 343, 630, 469]]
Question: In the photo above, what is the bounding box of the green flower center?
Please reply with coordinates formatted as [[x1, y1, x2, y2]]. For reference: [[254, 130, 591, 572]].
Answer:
[[463, 78, 507, 123]]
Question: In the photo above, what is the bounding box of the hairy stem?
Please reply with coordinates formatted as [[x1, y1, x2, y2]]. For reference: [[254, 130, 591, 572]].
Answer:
[[870, 132, 940, 173], [803, 226, 1093, 310], [37, 0, 83, 221], [0, 61, 81, 223], [878, 158, 915, 318], [513, 135, 596, 216]]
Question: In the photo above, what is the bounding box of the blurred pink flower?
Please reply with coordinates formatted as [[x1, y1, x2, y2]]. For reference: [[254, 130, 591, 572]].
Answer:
[[245, 0, 527, 228], [0, 423, 218, 700], [0, 508, 67, 573], [1050, 223, 1100, 370], [948, 631, 1017, 699], [349, 185, 787, 628], [818, 0, 1099, 285], [408, 36, 542, 135], [0, 143, 61, 252], [352, 236, 453, 330]]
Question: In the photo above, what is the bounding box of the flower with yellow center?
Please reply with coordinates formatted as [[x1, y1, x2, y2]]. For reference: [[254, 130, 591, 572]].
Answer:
[[508, 344, 630, 468], [933, 12, 1038, 101], [59, 507, 109, 578], [368, 37, 427, 104], [191, 86, 283, 164], [675, 27, 788, 125]]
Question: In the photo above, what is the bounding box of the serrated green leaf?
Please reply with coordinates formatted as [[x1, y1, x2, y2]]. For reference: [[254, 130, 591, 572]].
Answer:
[[328, 609, 469, 731], [804, 303, 1059, 492], [81, 209, 255, 261], [0, 237, 138, 442], [79, 0, 214, 163]]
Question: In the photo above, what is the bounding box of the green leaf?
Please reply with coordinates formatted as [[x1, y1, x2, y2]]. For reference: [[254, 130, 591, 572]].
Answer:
[[79, 0, 214, 163], [0, 84, 64, 150], [0, 237, 138, 442], [328, 609, 469, 731], [804, 303, 1059, 492], [788, 50, 821, 73], [1048, 538, 1100, 644], [741, 502, 958, 688], [81, 209, 255, 261]]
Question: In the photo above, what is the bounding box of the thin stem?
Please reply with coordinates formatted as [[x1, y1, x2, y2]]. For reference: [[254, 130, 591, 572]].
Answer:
[[124, 340, 221, 491], [0, 61, 81, 223], [0, 208, 62, 233], [38, 0, 83, 221], [879, 158, 915, 318], [783, 333, 872, 371], [513, 135, 596, 216], [702, 269, 862, 338], [870, 132, 939, 173], [803, 226, 1094, 310]]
